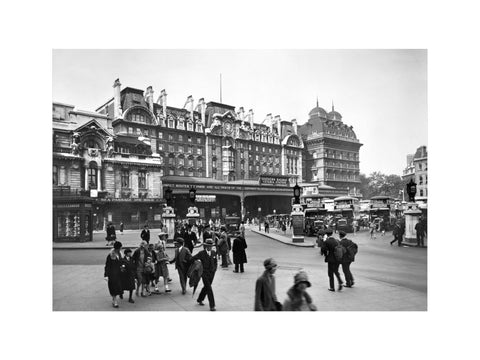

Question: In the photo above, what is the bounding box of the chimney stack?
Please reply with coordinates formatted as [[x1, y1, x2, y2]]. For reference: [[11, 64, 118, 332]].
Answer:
[[266, 113, 273, 132], [274, 115, 281, 133], [113, 78, 123, 119], [145, 86, 154, 114], [249, 109, 254, 128], [292, 119, 298, 134], [198, 98, 206, 126]]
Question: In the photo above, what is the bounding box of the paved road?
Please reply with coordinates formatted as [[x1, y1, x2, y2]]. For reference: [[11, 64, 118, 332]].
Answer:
[[54, 228, 427, 293]]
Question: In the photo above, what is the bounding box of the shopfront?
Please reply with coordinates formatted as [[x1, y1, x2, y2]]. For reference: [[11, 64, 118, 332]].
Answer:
[[53, 200, 93, 242]]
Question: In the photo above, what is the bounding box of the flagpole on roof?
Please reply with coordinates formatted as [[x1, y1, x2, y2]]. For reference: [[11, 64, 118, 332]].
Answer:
[[220, 73, 222, 103]]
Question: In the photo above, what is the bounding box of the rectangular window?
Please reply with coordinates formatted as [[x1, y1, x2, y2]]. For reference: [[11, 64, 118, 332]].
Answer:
[[197, 147, 202, 155], [53, 166, 58, 185], [158, 131, 163, 139], [158, 143, 163, 151], [188, 159, 194, 167], [256, 146, 259, 152], [128, 127, 133, 134], [121, 170, 129, 188], [178, 134, 183, 142], [197, 138, 202, 144], [188, 136, 192, 142], [213, 161, 217, 168], [188, 146, 193, 154], [169, 169, 174, 175], [138, 171, 146, 189], [168, 134, 174, 141], [197, 160, 203, 167], [168, 144, 174, 152], [178, 158, 184, 166], [136, 128, 141, 135], [178, 145, 184, 153], [168, 158, 174, 165], [178, 170, 184, 176], [262, 147, 265, 152]]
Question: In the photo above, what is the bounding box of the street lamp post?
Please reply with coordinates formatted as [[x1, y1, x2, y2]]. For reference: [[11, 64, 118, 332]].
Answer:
[[403, 179, 422, 246], [186, 186, 200, 227], [162, 186, 176, 243], [291, 182, 305, 243]]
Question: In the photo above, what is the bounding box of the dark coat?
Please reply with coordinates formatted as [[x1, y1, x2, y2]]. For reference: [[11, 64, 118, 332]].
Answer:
[[232, 236, 247, 265], [340, 238, 357, 263], [192, 249, 217, 277], [104, 250, 123, 296], [141, 228, 151, 242], [218, 232, 229, 255], [321, 236, 340, 263], [170, 246, 192, 271], [132, 247, 152, 269], [184, 232, 197, 252], [106, 225, 116, 241], [120, 256, 136, 291], [254, 271, 277, 311], [415, 222, 425, 235]]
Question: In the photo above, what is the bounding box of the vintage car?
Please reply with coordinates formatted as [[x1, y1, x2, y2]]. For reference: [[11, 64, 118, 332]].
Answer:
[[225, 216, 241, 233], [305, 219, 326, 236], [336, 217, 354, 233]]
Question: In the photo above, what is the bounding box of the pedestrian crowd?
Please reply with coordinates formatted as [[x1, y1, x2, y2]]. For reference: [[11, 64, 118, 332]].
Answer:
[[104, 214, 425, 310]]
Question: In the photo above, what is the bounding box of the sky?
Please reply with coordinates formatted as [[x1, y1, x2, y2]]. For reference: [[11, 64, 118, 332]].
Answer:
[[52, 49, 427, 176]]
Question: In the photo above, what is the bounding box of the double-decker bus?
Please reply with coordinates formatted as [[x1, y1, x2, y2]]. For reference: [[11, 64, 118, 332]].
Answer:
[[332, 196, 360, 232], [369, 196, 396, 231], [333, 196, 360, 220]]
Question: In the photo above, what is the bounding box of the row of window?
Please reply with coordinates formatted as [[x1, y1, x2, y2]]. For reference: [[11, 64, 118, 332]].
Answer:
[[163, 117, 203, 133], [163, 158, 203, 168], [160, 132, 203, 144], [312, 150, 358, 161], [159, 143, 203, 155]]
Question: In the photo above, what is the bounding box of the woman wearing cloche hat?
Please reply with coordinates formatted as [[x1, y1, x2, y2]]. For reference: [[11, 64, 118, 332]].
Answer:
[[283, 271, 317, 311]]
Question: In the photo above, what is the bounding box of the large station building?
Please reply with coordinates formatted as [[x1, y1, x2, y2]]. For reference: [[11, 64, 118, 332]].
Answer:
[[53, 79, 362, 241]]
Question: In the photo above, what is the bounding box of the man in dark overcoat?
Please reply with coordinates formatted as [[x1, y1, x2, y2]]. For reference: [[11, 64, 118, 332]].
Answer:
[[169, 238, 192, 295], [232, 234, 247, 273], [192, 239, 218, 311], [321, 229, 344, 292], [140, 224, 150, 244]]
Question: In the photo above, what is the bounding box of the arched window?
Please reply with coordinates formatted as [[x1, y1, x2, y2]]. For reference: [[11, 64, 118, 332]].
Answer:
[[88, 162, 98, 189]]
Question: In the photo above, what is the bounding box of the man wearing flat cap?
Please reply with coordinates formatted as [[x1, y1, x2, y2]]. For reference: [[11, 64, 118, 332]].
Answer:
[[254, 258, 281, 311], [169, 237, 192, 295], [192, 238, 218, 311], [320, 229, 344, 292]]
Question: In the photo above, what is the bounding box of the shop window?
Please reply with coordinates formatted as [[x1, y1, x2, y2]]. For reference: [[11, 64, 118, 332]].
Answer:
[[138, 171, 146, 189], [121, 170, 130, 188]]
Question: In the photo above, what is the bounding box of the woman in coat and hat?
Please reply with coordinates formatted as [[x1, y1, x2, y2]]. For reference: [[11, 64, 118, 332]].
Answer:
[[120, 248, 136, 303], [232, 233, 247, 273], [153, 231, 172, 293], [104, 241, 123, 308], [283, 271, 317, 311]]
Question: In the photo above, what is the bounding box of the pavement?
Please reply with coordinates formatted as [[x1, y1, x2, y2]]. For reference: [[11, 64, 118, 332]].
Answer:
[[53, 226, 427, 311]]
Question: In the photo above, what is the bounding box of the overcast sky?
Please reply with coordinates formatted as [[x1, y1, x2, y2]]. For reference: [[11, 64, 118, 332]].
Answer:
[[53, 49, 427, 176]]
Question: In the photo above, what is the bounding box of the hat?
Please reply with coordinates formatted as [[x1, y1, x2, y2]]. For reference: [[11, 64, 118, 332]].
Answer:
[[264, 258, 277, 270], [325, 229, 333, 236], [113, 241, 123, 250], [220, 225, 227, 231], [203, 239, 214, 246], [294, 271, 311, 287], [174, 237, 184, 244], [158, 230, 168, 238], [124, 248, 132, 255], [339, 230, 346, 238], [317, 230, 325, 236]]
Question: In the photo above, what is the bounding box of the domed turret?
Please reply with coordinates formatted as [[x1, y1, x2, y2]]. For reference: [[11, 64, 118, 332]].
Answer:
[[327, 103, 342, 121], [308, 98, 327, 119]]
